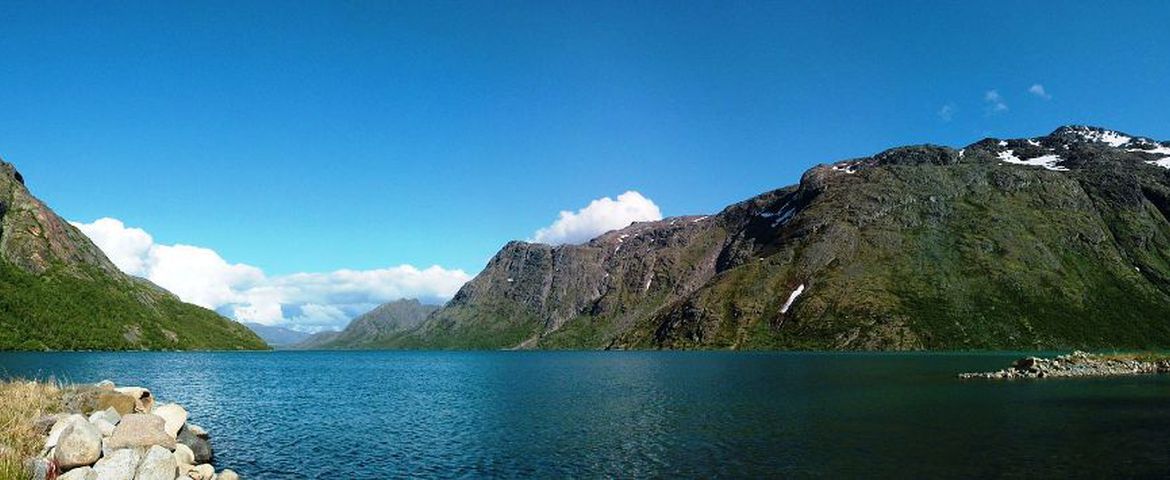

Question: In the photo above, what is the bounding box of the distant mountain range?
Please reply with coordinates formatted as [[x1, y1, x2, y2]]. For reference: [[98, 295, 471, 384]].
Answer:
[[289, 299, 438, 349], [0, 158, 267, 351], [242, 323, 311, 347], [333, 126, 1170, 350]]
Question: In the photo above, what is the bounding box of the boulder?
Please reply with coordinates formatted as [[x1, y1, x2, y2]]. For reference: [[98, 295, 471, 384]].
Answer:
[[105, 414, 175, 450], [88, 407, 121, 426], [60, 387, 106, 414], [135, 445, 178, 480], [173, 443, 195, 466], [188, 464, 215, 480], [34, 413, 69, 435], [45, 414, 87, 450], [94, 380, 116, 391], [1013, 357, 1039, 371], [186, 423, 208, 438], [152, 403, 188, 438], [58, 466, 97, 480], [54, 420, 103, 469], [219, 469, 240, 480], [91, 418, 117, 437], [92, 448, 142, 480], [25, 458, 52, 480], [95, 392, 137, 416], [112, 387, 153, 413], [177, 424, 213, 464]]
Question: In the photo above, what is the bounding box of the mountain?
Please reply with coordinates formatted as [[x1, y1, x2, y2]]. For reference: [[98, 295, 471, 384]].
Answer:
[[0, 157, 267, 351], [292, 330, 342, 349], [243, 322, 311, 347], [291, 299, 439, 349], [386, 126, 1170, 350]]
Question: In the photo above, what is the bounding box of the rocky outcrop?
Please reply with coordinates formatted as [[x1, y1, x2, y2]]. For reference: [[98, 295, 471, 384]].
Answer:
[[27, 381, 242, 480], [960, 351, 1170, 379], [0, 156, 267, 351], [393, 126, 1170, 350]]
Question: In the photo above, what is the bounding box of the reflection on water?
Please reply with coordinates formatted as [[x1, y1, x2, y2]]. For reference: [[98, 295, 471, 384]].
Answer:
[[2, 351, 1169, 478]]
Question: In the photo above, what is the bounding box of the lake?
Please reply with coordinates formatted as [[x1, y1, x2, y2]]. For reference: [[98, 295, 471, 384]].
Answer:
[[2, 351, 1169, 478]]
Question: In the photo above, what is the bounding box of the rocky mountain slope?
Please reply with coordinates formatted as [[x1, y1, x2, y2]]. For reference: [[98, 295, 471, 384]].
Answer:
[[291, 299, 438, 349], [0, 158, 267, 351], [388, 126, 1170, 350]]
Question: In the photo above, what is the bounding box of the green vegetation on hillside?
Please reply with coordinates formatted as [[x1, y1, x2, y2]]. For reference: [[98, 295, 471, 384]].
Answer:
[[383, 127, 1170, 351], [0, 262, 267, 351]]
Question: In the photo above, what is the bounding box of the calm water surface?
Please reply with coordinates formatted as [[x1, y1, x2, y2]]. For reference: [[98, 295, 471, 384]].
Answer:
[[2, 351, 1169, 478]]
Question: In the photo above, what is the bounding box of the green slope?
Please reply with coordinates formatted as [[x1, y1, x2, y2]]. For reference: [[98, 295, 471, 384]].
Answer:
[[0, 158, 267, 351], [387, 126, 1170, 351]]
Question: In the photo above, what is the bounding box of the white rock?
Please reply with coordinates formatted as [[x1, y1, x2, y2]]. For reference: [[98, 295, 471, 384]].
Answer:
[[91, 418, 117, 437], [189, 463, 215, 480], [54, 419, 103, 469], [186, 424, 208, 438], [92, 448, 142, 480], [151, 404, 188, 438], [58, 466, 97, 480], [105, 414, 175, 451], [218, 469, 240, 480], [173, 443, 195, 466], [45, 415, 87, 450], [89, 407, 122, 426], [134, 445, 178, 480]]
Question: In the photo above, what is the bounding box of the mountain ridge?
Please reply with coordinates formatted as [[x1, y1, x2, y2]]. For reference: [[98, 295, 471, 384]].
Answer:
[[376, 125, 1170, 350]]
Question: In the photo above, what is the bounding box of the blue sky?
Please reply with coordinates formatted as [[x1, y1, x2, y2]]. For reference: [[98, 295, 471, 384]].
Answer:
[[3, 1, 1169, 329]]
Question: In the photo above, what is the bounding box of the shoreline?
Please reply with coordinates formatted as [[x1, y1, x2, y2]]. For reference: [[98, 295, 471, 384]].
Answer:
[[959, 351, 1170, 379], [2, 380, 241, 480]]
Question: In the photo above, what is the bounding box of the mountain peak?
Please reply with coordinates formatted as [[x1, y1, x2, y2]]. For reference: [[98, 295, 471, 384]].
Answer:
[[0, 156, 267, 350], [0, 158, 23, 185], [1048, 125, 1140, 147]]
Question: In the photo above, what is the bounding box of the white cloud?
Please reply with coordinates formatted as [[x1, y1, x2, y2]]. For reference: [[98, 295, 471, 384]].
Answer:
[[937, 103, 956, 122], [1028, 83, 1051, 99], [71, 218, 472, 332], [984, 90, 1008, 114], [532, 191, 663, 245]]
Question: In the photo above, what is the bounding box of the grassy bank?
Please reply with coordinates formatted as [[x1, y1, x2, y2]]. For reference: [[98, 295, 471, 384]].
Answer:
[[0, 380, 62, 479]]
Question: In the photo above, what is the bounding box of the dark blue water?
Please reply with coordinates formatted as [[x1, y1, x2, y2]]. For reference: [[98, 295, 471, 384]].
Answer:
[[3, 351, 1170, 478]]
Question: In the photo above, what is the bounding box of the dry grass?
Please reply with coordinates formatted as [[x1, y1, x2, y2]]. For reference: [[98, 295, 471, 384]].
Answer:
[[0, 380, 63, 480]]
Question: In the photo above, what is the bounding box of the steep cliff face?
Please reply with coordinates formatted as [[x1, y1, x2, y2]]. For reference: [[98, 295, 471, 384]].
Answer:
[[397, 126, 1170, 350], [0, 161, 120, 277], [0, 158, 267, 351]]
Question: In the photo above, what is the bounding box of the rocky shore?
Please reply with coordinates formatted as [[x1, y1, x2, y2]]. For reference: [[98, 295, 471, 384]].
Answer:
[[25, 381, 239, 480], [959, 351, 1170, 379]]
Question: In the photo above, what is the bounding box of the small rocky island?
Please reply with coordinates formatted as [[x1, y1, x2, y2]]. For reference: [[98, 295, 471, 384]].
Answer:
[[960, 351, 1170, 379], [24, 381, 240, 480]]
